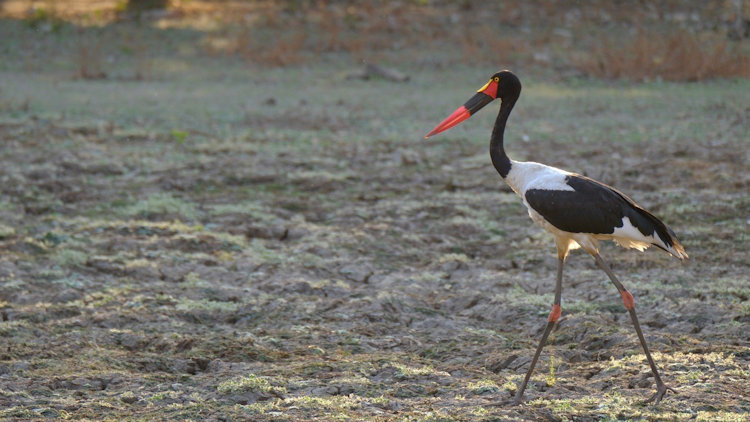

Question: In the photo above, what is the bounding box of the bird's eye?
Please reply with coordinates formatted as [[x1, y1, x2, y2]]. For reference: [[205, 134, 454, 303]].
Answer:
[[493, 76, 500, 82]]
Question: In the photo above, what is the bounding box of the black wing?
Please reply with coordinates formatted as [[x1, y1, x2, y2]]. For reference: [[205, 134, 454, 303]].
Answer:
[[524, 174, 678, 248]]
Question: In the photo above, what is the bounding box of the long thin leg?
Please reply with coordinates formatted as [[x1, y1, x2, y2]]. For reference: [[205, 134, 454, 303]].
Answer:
[[514, 256, 564, 404], [592, 252, 675, 404]]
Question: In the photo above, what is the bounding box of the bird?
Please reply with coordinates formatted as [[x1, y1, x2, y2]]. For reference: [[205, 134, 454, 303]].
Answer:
[[425, 70, 687, 405]]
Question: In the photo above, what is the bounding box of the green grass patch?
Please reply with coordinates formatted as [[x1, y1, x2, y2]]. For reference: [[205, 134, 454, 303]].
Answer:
[[123, 193, 198, 220], [217, 374, 284, 395]]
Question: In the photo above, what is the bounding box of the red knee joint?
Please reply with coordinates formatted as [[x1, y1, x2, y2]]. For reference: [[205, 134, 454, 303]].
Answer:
[[621, 290, 635, 310], [548, 304, 562, 322]]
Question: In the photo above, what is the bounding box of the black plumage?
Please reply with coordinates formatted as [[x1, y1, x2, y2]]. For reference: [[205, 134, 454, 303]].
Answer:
[[525, 175, 678, 249]]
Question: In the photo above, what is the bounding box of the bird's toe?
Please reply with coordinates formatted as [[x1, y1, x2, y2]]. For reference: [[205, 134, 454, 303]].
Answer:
[[642, 382, 674, 405]]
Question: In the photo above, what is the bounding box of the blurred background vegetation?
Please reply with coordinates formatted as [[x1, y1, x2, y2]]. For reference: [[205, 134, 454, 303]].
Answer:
[[1, 0, 749, 82]]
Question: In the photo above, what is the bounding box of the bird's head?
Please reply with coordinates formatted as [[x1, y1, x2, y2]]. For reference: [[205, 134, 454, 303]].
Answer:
[[425, 70, 521, 138]]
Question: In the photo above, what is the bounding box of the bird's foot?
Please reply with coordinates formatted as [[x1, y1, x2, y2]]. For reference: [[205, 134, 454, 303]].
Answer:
[[642, 382, 676, 405]]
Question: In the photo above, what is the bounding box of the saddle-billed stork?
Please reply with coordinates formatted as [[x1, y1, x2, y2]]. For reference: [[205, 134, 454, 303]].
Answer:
[[425, 70, 687, 404]]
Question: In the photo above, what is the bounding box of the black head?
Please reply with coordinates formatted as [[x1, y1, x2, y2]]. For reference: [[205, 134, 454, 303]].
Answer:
[[425, 70, 522, 138], [488, 70, 522, 101]]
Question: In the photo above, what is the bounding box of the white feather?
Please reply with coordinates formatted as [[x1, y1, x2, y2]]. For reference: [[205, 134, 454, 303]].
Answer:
[[611, 216, 654, 251], [504, 161, 573, 197]]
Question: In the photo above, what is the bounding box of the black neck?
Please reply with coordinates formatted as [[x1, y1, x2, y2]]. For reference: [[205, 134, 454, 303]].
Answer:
[[489, 97, 516, 178]]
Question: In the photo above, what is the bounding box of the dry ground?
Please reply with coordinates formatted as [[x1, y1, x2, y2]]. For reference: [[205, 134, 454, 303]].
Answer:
[[0, 4, 749, 421]]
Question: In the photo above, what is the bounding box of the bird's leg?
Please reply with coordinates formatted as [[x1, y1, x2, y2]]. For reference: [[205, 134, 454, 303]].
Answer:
[[514, 256, 564, 404], [592, 253, 675, 404]]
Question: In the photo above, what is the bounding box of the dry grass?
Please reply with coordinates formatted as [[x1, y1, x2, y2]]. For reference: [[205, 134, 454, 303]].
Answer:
[[460, 24, 531, 65], [76, 29, 107, 80], [204, 2, 750, 80], [211, 2, 425, 66], [212, 2, 533, 67], [232, 25, 307, 67], [576, 28, 750, 81], [5, 1, 750, 80]]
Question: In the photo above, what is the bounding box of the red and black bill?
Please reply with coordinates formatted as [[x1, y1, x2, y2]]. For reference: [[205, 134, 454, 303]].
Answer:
[[425, 78, 499, 138]]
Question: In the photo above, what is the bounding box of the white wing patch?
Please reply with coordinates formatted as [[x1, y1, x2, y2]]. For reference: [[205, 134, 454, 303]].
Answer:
[[504, 161, 573, 197], [611, 216, 654, 251]]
